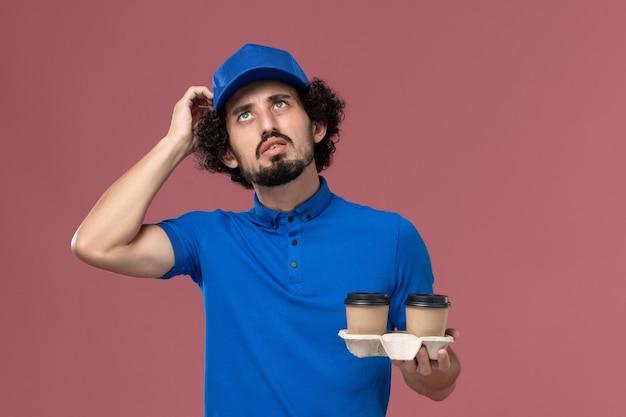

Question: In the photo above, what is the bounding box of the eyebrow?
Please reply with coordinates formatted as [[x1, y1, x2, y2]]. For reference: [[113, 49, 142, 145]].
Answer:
[[268, 93, 292, 102], [230, 93, 294, 117]]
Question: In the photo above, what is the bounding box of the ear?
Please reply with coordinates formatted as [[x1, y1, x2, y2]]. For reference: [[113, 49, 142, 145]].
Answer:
[[220, 149, 239, 169], [312, 121, 327, 144]]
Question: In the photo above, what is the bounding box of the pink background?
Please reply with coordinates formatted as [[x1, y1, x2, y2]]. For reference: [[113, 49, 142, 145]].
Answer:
[[2, 1, 625, 415]]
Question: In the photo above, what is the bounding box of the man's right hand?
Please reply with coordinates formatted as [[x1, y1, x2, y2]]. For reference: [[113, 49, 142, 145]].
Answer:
[[166, 86, 214, 156]]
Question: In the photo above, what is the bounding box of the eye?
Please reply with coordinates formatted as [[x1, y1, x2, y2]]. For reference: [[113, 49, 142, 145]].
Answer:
[[237, 111, 252, 122], [273, 101, 287, 110]]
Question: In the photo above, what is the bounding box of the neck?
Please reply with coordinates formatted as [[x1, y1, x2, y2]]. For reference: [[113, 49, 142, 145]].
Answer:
[[253, 165, 320, 212]]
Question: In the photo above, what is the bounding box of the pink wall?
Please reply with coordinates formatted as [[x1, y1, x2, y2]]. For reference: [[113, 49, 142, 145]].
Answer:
[[2, 1, 625, 416]]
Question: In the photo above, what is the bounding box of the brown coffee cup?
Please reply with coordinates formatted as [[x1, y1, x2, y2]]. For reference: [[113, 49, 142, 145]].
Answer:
[[344, 292, 390, 335], [405, 294, 451, 337]]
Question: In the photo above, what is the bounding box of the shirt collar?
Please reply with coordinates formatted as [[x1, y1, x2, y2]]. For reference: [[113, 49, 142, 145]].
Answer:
[[253, 176, 332, 228]]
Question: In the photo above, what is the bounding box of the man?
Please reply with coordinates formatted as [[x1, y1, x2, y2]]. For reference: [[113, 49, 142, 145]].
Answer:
[[72, 43, 460, 416]]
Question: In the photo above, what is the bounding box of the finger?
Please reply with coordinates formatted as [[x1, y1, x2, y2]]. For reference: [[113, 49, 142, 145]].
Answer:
[[185, 86, 213, 100], [179, 86, 213, 112], [191, 104, 209, 119], [445, 328, 460, 340], [433, 348, 451, 372], [415, 346, 432, 376], [193, 99, 213, 114], [192, 101, 212, 115]]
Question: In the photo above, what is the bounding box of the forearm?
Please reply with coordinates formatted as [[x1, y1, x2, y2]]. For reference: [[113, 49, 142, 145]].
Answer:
[[71, 135, 190, 265], [400, 347, 461, 401]]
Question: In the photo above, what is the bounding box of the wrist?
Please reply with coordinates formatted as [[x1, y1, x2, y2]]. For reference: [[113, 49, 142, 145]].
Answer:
[[159, 133, 196, 161]]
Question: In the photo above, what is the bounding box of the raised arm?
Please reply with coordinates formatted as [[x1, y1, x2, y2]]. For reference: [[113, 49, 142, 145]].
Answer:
[[71, 86, 213, 278]]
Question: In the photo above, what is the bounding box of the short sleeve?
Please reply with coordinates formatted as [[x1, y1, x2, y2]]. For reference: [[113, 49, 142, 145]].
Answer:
[[157, 212, 204, 285], [388, 215, 435, 330]]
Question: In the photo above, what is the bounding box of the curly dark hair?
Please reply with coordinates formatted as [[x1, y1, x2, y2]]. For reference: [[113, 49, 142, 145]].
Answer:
[[194, 78, 346, 189]]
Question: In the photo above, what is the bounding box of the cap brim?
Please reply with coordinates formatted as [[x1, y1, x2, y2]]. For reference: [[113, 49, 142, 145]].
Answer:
[[214, 67, 308, 111]]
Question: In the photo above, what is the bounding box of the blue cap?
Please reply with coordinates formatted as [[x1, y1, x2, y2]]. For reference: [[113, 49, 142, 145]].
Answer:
[[212, 44, 309, 111]]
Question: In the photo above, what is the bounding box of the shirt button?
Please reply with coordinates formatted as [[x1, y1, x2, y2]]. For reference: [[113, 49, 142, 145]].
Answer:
[[288, 216, 294, 222], [291, 261, 298, 268], [306, 214, 312, 220], [270, 221, 275, 226], [291, 240, 298, 246]]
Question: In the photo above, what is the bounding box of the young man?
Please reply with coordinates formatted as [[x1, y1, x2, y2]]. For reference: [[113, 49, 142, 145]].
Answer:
[[72, 44, 460, 416]]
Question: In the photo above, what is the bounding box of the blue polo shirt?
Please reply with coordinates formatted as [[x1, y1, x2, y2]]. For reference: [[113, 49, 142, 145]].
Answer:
[[157, 177, 434, 417]]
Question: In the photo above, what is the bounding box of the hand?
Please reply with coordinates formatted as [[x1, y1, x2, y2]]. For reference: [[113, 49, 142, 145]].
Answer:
[[166, 86, 214, 154], [392, 328, 460, 376]]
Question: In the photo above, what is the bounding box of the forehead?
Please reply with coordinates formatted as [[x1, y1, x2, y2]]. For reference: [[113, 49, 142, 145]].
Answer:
[[224, 79, 300, 112]]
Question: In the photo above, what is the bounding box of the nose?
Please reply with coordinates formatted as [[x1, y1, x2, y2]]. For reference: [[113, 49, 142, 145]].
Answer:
[[258, 108, 278, 136]]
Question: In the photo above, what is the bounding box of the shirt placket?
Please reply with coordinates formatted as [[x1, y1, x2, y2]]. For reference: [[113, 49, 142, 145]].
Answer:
[[285, 213, 303, 294]]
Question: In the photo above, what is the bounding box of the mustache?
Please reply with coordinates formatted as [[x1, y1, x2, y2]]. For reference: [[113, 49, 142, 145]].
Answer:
[[256, 131, 293, 157]]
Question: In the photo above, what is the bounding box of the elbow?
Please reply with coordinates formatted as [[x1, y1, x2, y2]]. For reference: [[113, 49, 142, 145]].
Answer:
[[70, 229, 106, 267]]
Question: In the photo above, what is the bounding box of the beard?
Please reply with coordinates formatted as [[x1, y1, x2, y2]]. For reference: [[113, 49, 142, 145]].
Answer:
[[241, 149, 314, 187]]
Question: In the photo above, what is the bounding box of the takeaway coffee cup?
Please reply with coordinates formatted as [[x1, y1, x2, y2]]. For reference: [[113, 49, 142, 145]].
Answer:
[[405, 294, 451, 337], [344, 292, 390, 335]]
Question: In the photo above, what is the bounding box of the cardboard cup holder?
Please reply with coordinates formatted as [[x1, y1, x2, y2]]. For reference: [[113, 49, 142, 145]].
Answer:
[[338, 330, 454, 361]]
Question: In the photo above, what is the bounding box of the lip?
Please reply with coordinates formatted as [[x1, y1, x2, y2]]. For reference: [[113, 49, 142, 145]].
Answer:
[[260, 136, 288, 156]]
